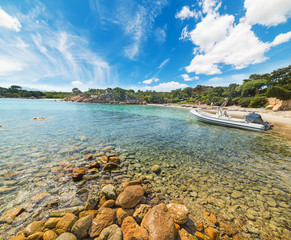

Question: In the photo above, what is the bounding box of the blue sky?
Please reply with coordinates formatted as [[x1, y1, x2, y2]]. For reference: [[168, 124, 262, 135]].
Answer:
[[0, 0, 290, 92]]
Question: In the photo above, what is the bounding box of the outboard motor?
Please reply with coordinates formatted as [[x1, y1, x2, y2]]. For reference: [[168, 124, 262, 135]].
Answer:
[[245, 112, 273, 131]]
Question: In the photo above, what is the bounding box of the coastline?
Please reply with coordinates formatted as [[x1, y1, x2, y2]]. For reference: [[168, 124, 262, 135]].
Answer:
[[148, 104, 291, 140]]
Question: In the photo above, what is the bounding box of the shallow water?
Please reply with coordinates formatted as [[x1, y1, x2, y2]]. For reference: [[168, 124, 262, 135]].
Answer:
[[0, 99, 290, 239]]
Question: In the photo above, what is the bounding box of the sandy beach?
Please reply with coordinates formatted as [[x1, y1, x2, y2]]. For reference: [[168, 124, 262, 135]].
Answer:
[[149, 104, 291, 141]]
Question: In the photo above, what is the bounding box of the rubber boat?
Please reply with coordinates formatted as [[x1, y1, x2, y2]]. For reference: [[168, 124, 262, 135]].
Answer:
[[190, 109, 273, 131]]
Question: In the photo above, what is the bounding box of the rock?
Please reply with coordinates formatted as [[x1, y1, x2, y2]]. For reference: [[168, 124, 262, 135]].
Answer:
[[0, 206, 25, 223], [140, 203, 177, 240], [231, 191, 243, 199], [116, 208, 128, 226], [219, 221, 237, 236], [56, 213, 78, 232], [87, 161, 101, 169], [152, 165, 161, 174], [71, 168, 86, 181], [50, 206, 84, 217], [103, 146, 115, 152], [87, 168, 99, 173], [56, 233, 77, 240], [205, 227, 219, 240], [109, 156, 120, 164], [44, 218, 60, 228], [194, 232, 208, 240], [43, 230, 58, 240], [133, 204, 151, 224], [32, 117, 47, 120], [26, 232, 44, 240], [116, 185, 144, 208], [31, 192, 50, 201], [195, 223, 204, 232], [98, 196, 107, 208], [8, 236, 25, 240], [85, 154, 93, 160], [71, 215, 92, 239], [121, 216, 141, 240], [99, 224, 123, 240], [90, 207, 116, 238], [84, 187, 101, 210], [102, 184, 117, 200], [167, 203, 189, 225], [178, 228, 196, 240], [123, 179, 142, 189], [102, 200, 115, 208], [23, 220, 45, 237], [102, 163, 119, 171], [203, 211, 218, 225], [79, 210, 98, 219], [100, 156, 109, 163]]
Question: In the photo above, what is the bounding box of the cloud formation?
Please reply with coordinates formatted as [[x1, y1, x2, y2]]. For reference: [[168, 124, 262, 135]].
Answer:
[[178, 0, 291, 75], [0, 8, 21, 31], [180, 74, 199, 81], [143, 77, 159, 84], [175, 6, 200, 20], [140, 81, 188, 92]]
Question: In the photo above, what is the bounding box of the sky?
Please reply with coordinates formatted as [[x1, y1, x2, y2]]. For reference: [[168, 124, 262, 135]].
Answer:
[[0, 0, 290, 92]]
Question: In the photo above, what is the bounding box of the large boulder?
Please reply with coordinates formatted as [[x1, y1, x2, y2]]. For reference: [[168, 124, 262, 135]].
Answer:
[[140, 203, 177, 240], [99, 224, 123, 240], [90, 207, 116, 238], [121, 216, 141, 240], [115, 185, 144, 209], [71, 215, 92, 239], [23, 220, 45, 237], [166, 203, 189, 224]]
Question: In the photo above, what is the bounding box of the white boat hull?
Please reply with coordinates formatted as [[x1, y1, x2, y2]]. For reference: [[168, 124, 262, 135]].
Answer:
[[190, 109, 265, 131]]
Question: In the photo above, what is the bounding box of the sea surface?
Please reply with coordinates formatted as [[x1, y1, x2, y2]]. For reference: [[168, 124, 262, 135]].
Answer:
[[0, 98, 290, 239]]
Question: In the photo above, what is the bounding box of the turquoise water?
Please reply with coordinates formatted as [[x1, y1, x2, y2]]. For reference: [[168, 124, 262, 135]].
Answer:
[[0, 99, 290, 239]]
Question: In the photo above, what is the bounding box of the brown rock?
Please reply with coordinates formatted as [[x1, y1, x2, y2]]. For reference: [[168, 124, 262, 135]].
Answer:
[[98, 196, 107, 208], [8, 235, 25, 240], [100, 156, 109, 163], [133, 204, 151, 224], [84, 187, 101, 210], [116, 208, 128, 226], [167, 203, 189, 225], [205, 227, 219, 240], [44, 218, 60, 229], [88, 162, 101, 169], [123, 179, 142, 189], [90, 207, 116, 238], [27, 232, 43, 240], [102, 163, 119, 171], [178, 228, 196, 240], [71, 215, 92, 239], [116, 185, 144, 208], [55, 233, 77, 240], [85, 154, 93, 160], [203, 211, 218, 225], [71, 168, 86, 181], [56, 213, 78, 232], [194, 232, 208, 240], [220, 221, 237, 236], [102, 146, 114, 152], [43, 230, 58, 240], [51, 166, 62, 173], [102, 200, 115, 208], [31, 192, 50, 201], [4, 170, 25, 178], [152, 165, 161, 174], [0, 206, 25, 223], [87, 168, 99, 174], [140, 203, 177, 240], [24, 220, 45, 237], [99, 224, 123, 240], [121, 216, 141, 240], [55, 229, 65, 236], [79, 210, 98, 219], [195, 223, 204, 232], [109, 156, 120, 164]]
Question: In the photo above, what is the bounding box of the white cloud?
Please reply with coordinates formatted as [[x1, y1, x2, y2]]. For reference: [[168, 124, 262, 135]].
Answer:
[[181, 0, 291, 75], [0, 57, 23, 75], [155, 27, 167, 44], [158, 58, 170, 69], [270, 31, 291, 46], [143, 77, 159, 84], [0, 8, 21, 32], [244, 0, 291, 26], [179, 26, 191, 41], [176, 6, 199, 20], [71, 80, 83, 86], [141, 81, 189, 92], [180, 74, 199, 81], [206, 74, 248, 86]]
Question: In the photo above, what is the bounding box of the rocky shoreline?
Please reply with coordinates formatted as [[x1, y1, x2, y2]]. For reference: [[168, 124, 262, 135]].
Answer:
[[2, 147, 250, 240]]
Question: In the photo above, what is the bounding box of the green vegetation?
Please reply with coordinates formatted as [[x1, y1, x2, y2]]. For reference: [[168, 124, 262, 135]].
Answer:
[[0, 65, 290, 108]]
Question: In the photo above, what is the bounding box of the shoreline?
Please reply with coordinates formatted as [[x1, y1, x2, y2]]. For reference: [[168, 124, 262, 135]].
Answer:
[[149, 103, 291, 141]]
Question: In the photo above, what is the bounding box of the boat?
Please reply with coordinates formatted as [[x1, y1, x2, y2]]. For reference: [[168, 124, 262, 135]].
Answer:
[[190, 109, 273, 131]]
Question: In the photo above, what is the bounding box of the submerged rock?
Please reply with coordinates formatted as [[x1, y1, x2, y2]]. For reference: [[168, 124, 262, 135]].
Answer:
[[0, 206, 24, 224], [49, 206, 84, 217], [71, 168, 86, 181], [116, 185, 144, 208], [166, 203, 189, 225]]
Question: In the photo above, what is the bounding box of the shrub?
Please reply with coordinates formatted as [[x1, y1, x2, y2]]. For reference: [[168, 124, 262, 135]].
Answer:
[[238, 97, 253, 107], [248, 96, 267, 108], [266, 86, 291, 100], [230, 97, 241, 105]]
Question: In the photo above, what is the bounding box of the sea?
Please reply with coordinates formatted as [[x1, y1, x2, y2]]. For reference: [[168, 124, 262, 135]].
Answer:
[[0, 98, 290, 239]]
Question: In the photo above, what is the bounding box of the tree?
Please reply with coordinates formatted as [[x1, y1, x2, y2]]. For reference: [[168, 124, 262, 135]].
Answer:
[[236, 79, 267, 97], [72, 88, 82, 95]]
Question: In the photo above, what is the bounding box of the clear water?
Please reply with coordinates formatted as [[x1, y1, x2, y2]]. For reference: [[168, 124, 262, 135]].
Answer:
[[0, 99, 290, 239]]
